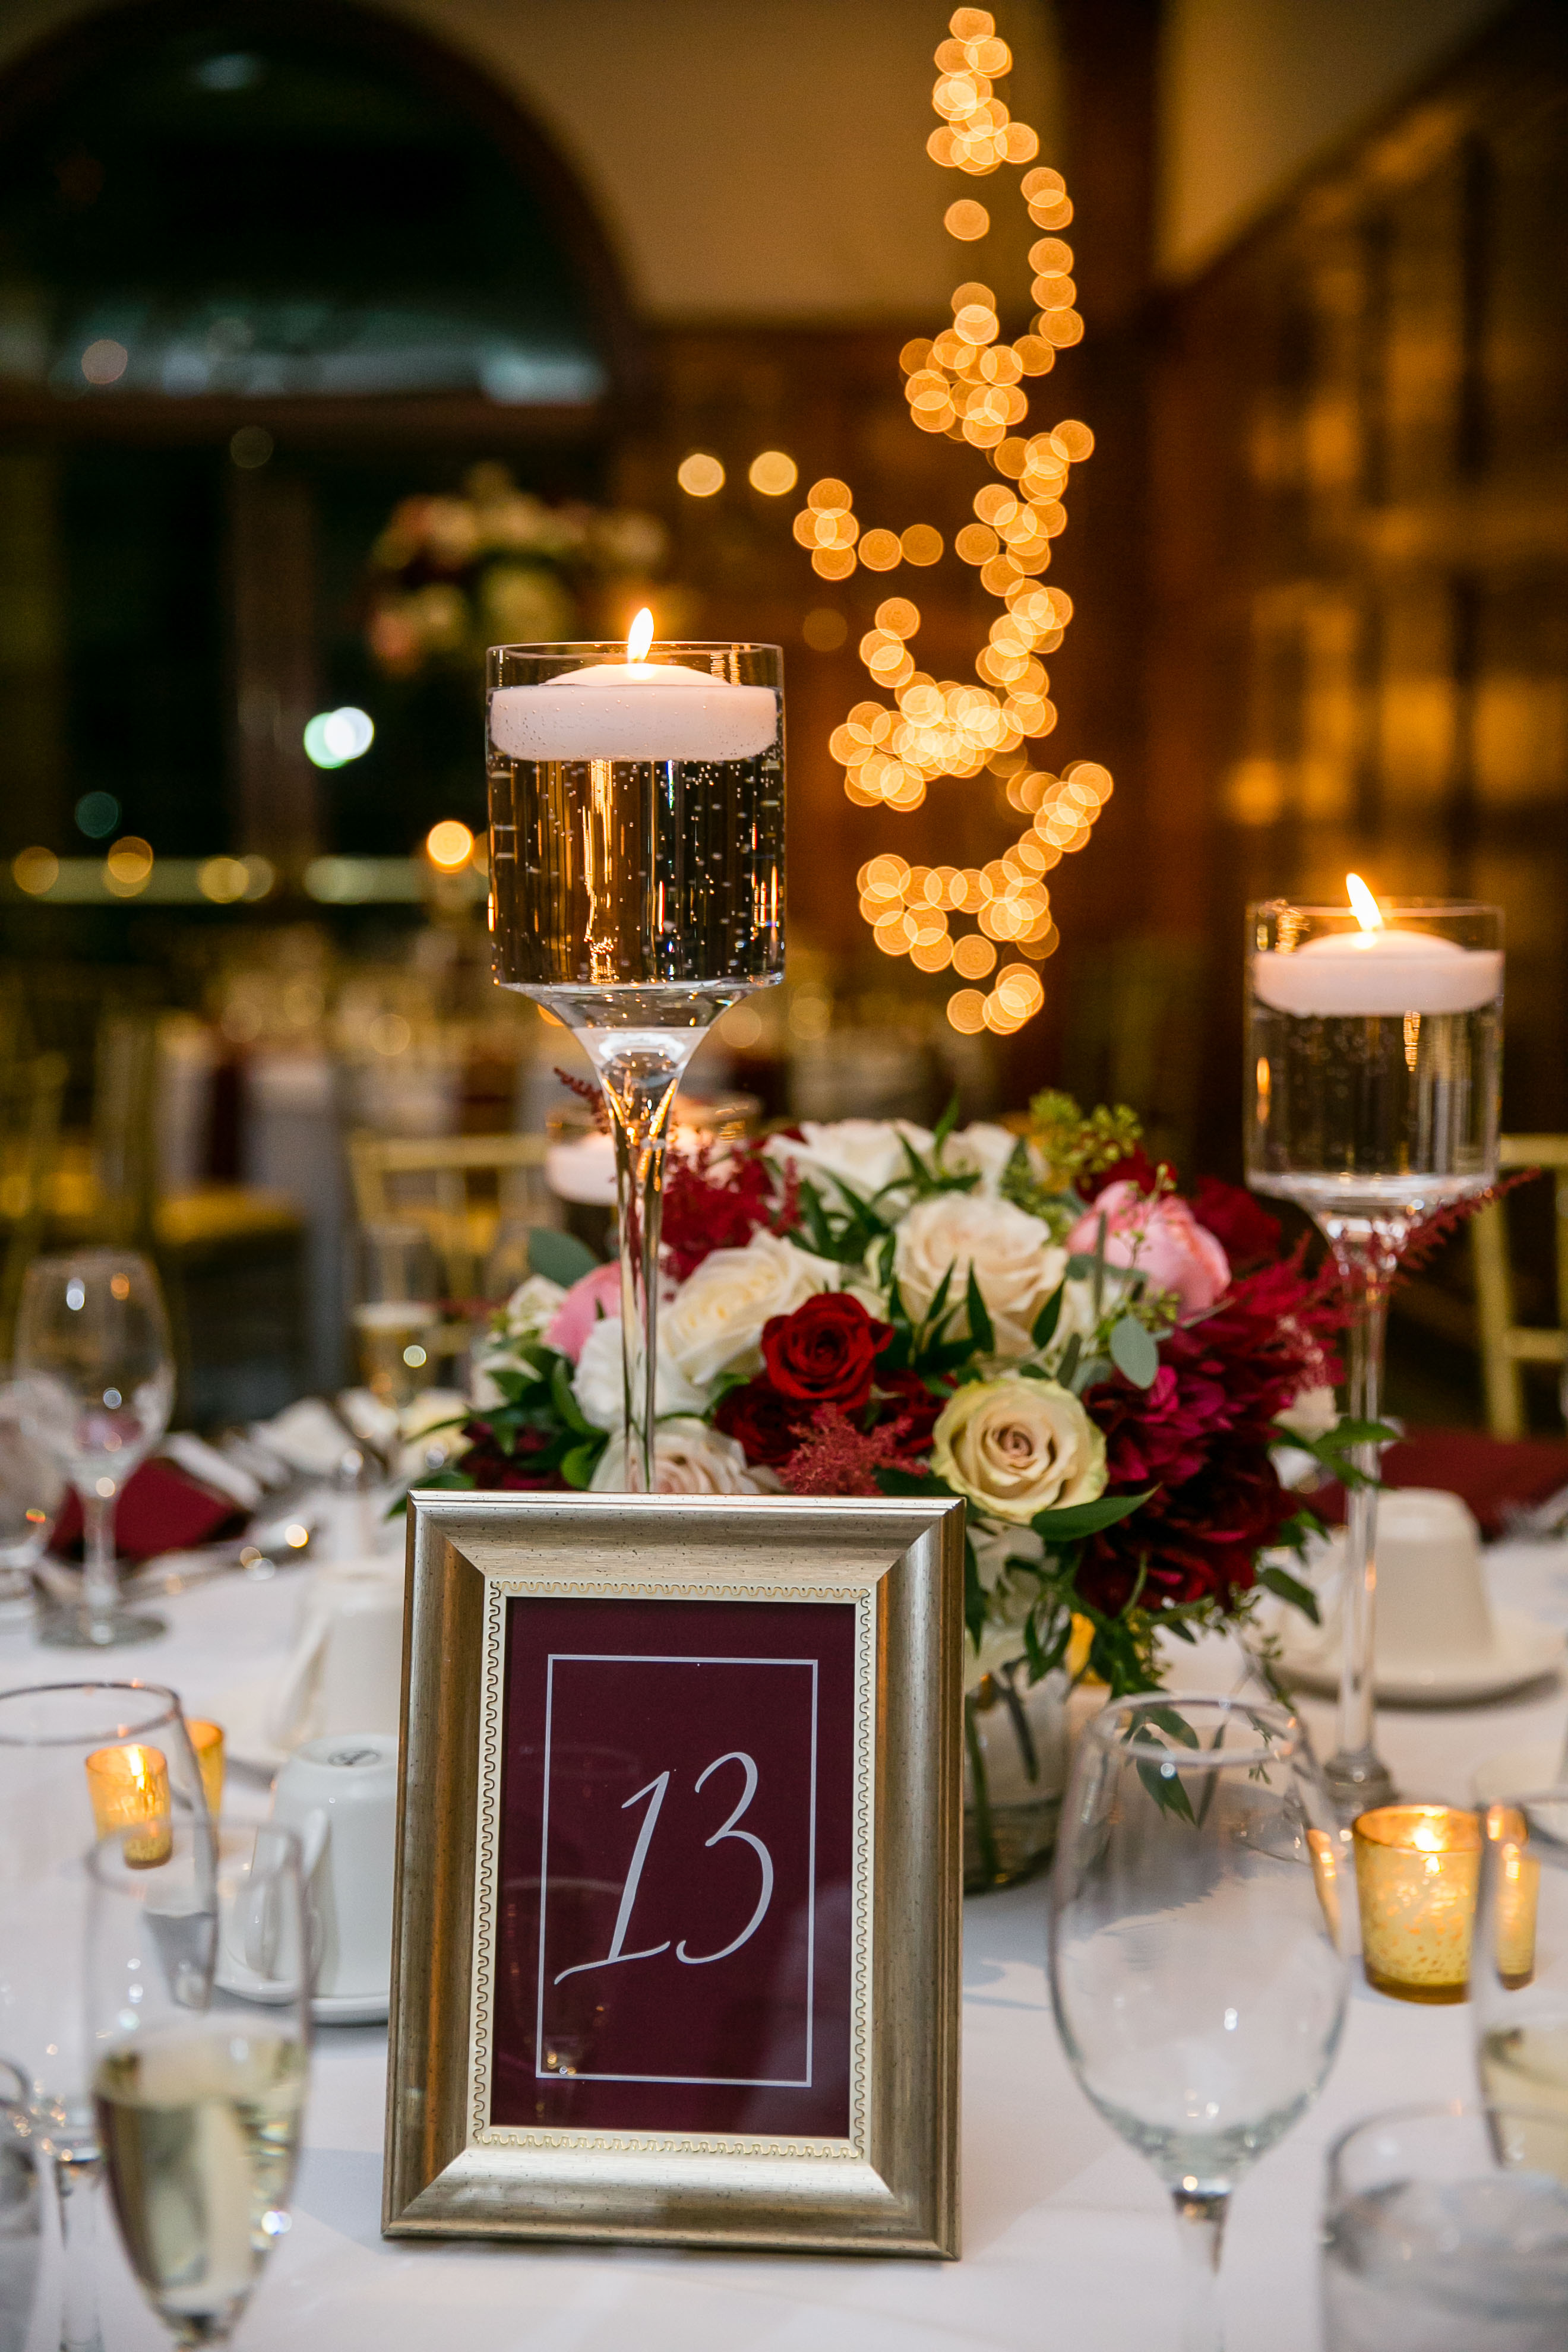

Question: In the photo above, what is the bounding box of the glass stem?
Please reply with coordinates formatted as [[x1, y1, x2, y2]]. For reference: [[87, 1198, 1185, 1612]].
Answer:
[[56, 2149, 103, 2352], [1324, 1225, 1399, 1819], [78, 1488, 118, 1638], [600, 1049, 685, 1493], [1172, 2185, 1227, 2352]]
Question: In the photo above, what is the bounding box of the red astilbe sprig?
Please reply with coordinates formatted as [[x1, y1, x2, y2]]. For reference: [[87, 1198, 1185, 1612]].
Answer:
[[661, 1139, 800, 1282], [554, 1067, 609, 1132], [776, 1403, 931, 1500], [1392, 1166, 1541, 1279]]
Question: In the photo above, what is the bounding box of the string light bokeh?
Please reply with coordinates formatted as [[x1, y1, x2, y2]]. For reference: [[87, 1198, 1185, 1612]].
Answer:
[[792, 6, 1112, 1039]]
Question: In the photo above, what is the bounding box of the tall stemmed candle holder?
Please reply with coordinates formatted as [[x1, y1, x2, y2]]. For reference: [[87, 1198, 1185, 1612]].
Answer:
[[486, 618, 784, 1490], [1246, 884, 1502, 1819]]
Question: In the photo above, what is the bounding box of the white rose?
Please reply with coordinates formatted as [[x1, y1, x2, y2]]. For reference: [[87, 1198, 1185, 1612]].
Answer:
[[932, 1376, 1107, 1525], [661, 1231, 838, 1387], [590, 1418, 774, 1495], [893, 1193, 1066, 1357], [764, 1119, 934, 1205], [502, 1273, 567, 1341], [572, 1314, 704, 1431], [942, 1123, 1029, 1197], [1275, 1383, 1338, 1443]]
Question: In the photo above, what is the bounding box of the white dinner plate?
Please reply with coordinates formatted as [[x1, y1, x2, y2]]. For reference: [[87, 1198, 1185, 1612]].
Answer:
[[217, 1961, 387, 2026], [1471, 1743, 1565, 1805], [1275, 1608, 1565, 1706]]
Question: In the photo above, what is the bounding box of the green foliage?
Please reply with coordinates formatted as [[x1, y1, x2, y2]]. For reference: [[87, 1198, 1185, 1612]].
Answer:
[[526, 1228, 601, 1288], [1025, 1089, 1144, 1191]]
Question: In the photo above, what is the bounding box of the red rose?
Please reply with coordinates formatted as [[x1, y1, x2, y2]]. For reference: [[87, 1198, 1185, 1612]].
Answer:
[[1190, 1175, 1282, 1268], [713, 1379, 811, 1468], [760, 1293, 892, 1413], [872, 1367, 950, 1453]]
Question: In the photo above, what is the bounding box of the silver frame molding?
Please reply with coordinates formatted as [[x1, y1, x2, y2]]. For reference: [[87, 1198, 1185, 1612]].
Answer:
[[382, 1490, 965, 2257]]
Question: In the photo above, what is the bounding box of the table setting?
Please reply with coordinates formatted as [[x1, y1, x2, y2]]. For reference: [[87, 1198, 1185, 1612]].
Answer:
[[4, 88, 1568, 2351]]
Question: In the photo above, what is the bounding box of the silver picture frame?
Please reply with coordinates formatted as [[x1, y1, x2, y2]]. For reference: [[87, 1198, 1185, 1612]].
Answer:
[[382, 1489, 965, 2257]]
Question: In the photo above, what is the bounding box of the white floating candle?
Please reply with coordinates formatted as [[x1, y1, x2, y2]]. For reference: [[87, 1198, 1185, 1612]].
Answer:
[[489, 612, 777, 765], [1252, 877, 1502, 1017]]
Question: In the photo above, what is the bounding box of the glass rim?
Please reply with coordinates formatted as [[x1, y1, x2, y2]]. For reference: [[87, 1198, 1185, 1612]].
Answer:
[[1247, 897, 1502, 920], [0, 1678, 184, 1746], [86, 1810, 306, 1887], [487, 638, 783, 656], [1084, 1690, 1302, 1767], [1326, 2098, 1568, 2181]]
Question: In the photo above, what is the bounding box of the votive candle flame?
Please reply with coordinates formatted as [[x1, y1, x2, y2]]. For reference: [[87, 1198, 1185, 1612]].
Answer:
[[186, 1719, 225, 1817], [1352, 1803, 1480, 2003], [84, 1743, 171, 1868]]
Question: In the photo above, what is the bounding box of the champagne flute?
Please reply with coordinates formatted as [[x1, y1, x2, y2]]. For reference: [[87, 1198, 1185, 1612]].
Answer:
[[87, 1814, 310, 2349], [351, 1224, 442, 1409], [487, 622, 784, 1488], [1049, 1695, 1349, 2352], [15, 1251, 176, 1648], [1474, 1790, 1568, 2177], [1246, 890, 1501, 1817], [0, 1681, 207, 2352]]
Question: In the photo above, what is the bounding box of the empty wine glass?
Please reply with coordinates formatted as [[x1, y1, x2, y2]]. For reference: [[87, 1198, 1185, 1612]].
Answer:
[[87, 1814, 311, 2350], [0, 1379, 64, 1616], [15, 1251, 175, 1648], [1474, 1791, 1568, 2176], [0, 1681, 207, 2352], [352, 1224, 442, 1409], [1049, 1695, 1349, 2352]]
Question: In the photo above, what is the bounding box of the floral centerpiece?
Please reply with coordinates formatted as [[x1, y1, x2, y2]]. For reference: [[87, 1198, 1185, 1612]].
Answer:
[[432, 1095, 1363, 1886], [364, 461, 667, 678]]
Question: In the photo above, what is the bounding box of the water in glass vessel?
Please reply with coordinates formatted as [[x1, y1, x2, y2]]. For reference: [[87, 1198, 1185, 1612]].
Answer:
[[1245, 885, 1503, 1819], [486, 622, 785, 1487]]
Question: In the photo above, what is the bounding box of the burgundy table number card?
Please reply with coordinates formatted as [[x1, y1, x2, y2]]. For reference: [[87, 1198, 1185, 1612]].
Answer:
[[384, 1492, 964, 2258]]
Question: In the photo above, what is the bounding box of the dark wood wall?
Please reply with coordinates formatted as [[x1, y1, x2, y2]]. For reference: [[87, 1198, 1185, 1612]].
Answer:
[[1147, 0, 1568, 1172]]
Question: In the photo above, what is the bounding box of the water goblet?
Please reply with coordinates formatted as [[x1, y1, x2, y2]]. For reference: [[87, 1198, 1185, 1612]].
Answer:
[[87, 1814, 310, 2350], [0, 1681, 207, 2352], [1245, 889, 1502, 1816], [1049, 1693, 1349, 2352], [1322, 2102, 1568, 2349], [15, 1251, 176, 1649], [0, 1379, 64, 1616], [486, 623, 784, 1488]]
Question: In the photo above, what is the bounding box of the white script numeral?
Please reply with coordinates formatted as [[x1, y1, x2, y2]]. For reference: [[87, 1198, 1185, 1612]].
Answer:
[[552, 1750, 774, 1986]]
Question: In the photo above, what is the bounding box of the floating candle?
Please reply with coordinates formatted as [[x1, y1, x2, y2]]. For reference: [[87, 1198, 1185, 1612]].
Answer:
[[1353, 1803, 1481, 2003], [489, 609, 779, 765], [1251, 875, 1502, 1017], [85, 1743, 172, 1868]]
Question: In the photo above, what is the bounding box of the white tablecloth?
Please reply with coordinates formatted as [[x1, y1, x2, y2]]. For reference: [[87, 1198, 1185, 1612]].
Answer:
[[7, 1538, 1568, 2352]]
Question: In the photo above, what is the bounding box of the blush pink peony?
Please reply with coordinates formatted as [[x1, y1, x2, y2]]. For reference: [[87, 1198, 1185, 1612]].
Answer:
[[542, 1260, 623, 1362], [1066, 1180, 1231, 1316]]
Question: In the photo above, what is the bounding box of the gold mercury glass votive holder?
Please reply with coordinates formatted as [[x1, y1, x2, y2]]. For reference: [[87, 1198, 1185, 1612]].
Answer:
[[1483, 1802, 1541, 1989], [186, 1718, 225, 1817], [1353, 1804, 1481, 2002], [84, 1743, 172, 1869]]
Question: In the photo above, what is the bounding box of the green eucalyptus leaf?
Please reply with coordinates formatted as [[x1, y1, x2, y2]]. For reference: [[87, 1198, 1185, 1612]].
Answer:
[[1109, 1315, 1159, 1389], [1257, 1563, 1322, 1626], [1031, 1486, 1156, 1541], [527, 1228, 601, 1288]]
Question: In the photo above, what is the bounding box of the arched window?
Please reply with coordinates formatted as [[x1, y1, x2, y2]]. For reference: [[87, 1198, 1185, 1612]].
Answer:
[[0, 1, 638, 871]]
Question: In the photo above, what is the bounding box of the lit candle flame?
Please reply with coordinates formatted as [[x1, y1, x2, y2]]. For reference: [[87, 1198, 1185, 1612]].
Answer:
[[1346, 872, 1384, 932], [627, 608, 654, 664]]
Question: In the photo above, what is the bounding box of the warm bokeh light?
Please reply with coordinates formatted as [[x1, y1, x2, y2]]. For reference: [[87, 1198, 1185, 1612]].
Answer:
[[788, 13, 1106, 1034], [104, 837, 153, 896], [748, 450, 798, 495], [802, 608, 848, 651], [627, 608, 655, 662], [198, 856, 249, 904], [426, 820, 476, 870], [12, 847, 58, 896], [81, 338, 128, 385], [676, 451, 725, 497]]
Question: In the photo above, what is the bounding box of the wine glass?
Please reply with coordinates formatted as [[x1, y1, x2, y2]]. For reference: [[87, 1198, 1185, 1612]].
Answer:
[[15, 1250, 176, 1648], [0, 1681, 207, 2352], [0, 2065, 43, 2352], [1245, 891, 1501, 1817], [487, 626, 784, 1488], [1049, 1694, 1349, 2352], [1474, 1790, 1568, 2178], [351, 1224, 443, 1409], [0, 1377, 65, 1616], [87, 1814, 310, 2349]]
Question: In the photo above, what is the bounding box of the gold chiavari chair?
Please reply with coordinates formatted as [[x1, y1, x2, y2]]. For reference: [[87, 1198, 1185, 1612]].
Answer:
[[1472, 1137, 1568, 1439]]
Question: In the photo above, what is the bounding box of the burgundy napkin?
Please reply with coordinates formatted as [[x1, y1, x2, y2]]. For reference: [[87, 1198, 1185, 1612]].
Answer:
[[1313, 1428, 1568, 1542], [50, 1457, 248, 1562]]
